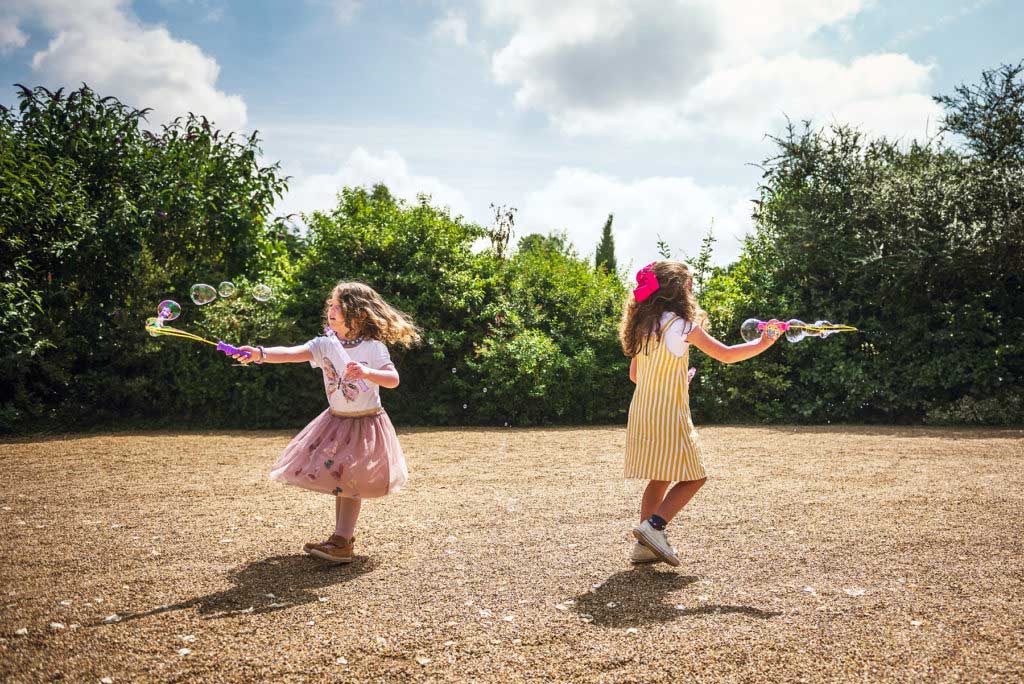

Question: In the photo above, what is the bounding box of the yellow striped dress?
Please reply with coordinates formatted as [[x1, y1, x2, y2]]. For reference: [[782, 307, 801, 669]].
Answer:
[[624, 315, 707, 482]]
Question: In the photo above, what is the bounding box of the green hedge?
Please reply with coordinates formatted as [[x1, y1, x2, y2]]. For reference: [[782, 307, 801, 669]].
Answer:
[[2, 64, 1022, 432]]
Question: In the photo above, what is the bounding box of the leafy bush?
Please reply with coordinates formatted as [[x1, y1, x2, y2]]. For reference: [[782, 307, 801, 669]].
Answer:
[[3, 64, 1022, 432], [692, 65, 1023, 424], [0, 85, 291, 432], [468, 233, 630, 424]]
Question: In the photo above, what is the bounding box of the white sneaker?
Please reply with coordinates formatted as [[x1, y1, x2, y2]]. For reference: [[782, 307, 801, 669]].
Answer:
[[632, 521, 680, 566], [629, 540, 678, 564], [630, 541, 659, 564]]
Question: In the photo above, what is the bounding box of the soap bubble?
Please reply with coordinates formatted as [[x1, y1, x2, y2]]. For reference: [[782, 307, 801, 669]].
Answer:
[[482, 387, 488, 394], [740, 318, 761, 342], [451, 368, 457, 374], [804, 320, 826, 339], [218, 281, 236, 298], [190, 283, 217, 305], [252, 284, 272, 302], [785, 319, 808, 343], [145, 317, 162, 337], [815, 320, 837, 338], [462, 404, 468, 409], [156, 300, 180, 321]]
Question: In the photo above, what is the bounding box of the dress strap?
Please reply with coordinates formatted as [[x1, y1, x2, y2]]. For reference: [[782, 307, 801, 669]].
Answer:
[[659, 315, 685, 340], [664, 315, 696, 335]]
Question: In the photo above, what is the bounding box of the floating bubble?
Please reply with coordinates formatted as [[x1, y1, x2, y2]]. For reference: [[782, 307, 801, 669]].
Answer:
[[145, 317, 162, 337], [482, 387, 488, 394], [156, 300, 180, 321], [190, 283, 217, 305], [252, 284, 272, 302], [218, 281, 237, 298], [786, 319, 808, 344], [451, 368, 457, 374], [463, 404, 468, 409], [740, 318, 761, 343]]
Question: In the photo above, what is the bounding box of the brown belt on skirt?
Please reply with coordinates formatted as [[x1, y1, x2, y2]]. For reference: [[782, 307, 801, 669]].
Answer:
[[329, 407, 384, 418]]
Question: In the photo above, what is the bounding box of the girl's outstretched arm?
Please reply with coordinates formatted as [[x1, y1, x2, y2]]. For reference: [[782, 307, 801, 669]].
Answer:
[[234, 345, 313, 365], [687, 325, 777, 364]]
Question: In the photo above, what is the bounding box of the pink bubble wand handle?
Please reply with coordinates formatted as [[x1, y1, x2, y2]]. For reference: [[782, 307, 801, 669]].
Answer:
[[757, 320, 791, 332]]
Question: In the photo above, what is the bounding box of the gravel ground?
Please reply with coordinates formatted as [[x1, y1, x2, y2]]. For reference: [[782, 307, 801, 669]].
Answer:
[[1, 425, 1023, 683]]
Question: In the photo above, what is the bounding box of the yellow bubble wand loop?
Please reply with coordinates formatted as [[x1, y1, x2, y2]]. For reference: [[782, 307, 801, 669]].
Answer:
[[145, 316, 252, 359], [145, 299, 252, 360], [791, 322, 858, 335], [144, 320, 219, 347]]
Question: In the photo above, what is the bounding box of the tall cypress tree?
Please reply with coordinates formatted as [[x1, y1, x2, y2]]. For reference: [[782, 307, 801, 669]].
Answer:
[[595, 213, 617, 273]]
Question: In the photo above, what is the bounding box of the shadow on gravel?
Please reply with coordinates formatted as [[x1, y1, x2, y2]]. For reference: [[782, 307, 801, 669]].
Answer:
[[574, 569, 780, 627], [102, 553, 376, 624]]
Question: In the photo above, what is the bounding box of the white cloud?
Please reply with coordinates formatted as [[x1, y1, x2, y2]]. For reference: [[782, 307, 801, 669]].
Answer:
[[517, 167, 753, 269], [0, 18, 28, 55], [703, 0, 867, 58], [487, 1, 718, 113], [277, 147, 472, 221], [678, 53, 940, 141], [7, 0, 245, 130], [481, 0, 940, 142], [433, 10, 469, 46]]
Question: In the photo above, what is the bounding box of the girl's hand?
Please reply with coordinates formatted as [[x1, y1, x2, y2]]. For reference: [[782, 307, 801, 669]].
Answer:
[[761, 320, 783, 345], [234, 345, 260, 364], [344, 361, 368, 381]]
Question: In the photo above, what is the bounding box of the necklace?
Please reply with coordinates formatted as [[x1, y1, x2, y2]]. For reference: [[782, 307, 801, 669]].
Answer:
[[338, 336, 364, 348]]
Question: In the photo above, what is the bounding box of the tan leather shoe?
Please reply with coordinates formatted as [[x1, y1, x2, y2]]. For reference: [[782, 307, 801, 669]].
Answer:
[[309, 534, 355, 564], [303, 537, 332, 554]]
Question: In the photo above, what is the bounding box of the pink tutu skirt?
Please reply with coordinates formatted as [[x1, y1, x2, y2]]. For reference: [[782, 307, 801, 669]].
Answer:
[[269, 409, 407, 498]]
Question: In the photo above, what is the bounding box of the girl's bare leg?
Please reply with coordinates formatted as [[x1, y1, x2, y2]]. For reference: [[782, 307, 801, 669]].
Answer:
[[641, 480, 670, 522], [334, 496, 362, 539], [655, 478, 707, 523]]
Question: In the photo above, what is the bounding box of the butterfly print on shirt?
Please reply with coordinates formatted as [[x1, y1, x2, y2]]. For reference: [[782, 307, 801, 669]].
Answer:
[[322, 357, 360, 402]]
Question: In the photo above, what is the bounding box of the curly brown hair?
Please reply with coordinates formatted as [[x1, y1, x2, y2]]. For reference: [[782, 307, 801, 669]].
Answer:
[[324, 281, 421, 348], [619, 261, 708, 356]]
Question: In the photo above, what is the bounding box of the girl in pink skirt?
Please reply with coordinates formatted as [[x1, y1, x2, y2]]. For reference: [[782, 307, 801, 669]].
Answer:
[[234, 281, 419, 563]]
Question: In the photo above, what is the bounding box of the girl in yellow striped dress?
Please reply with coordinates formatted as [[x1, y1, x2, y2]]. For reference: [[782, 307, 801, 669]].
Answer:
[[621, 261, 780, 566]]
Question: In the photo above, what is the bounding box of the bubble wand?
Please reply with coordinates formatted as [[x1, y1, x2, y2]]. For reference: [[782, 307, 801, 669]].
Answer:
[[145, 300, 251, 360], [740, 318, 857, 344]]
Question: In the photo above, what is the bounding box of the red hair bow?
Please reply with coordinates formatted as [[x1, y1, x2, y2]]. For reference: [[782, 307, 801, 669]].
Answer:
[[633, 263, 659, 302]]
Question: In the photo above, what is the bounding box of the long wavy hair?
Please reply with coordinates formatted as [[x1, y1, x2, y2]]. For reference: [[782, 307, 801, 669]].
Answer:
[[324, 281, 421, 348], [619, 261, 707, 356]]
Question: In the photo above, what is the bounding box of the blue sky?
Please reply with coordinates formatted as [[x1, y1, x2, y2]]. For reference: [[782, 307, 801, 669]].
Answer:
[[1, 0, 1020, 269]]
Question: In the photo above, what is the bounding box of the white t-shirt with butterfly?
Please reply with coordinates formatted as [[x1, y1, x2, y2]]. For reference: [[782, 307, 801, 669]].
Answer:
[[304, 334, 395, 413]]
